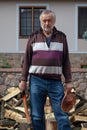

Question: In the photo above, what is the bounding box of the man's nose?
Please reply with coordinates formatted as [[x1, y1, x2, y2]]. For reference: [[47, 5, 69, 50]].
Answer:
[[45, 21, 49, 25]]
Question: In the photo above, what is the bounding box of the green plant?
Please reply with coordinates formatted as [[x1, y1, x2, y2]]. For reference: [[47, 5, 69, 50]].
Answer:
[[82, 31, 87, 41], [0, 59, 12, 68], [81, 64, 87, 68]]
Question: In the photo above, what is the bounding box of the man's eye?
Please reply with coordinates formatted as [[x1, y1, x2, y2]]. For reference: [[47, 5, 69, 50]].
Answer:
[[43, 20, 50, 23], [43, 20, 46, 22]]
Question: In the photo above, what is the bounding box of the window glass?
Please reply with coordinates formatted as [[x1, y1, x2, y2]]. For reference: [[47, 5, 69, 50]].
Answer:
[[19, 7, 46, 37], [34, 8, 45, 32], [78, 7, 87, 38]]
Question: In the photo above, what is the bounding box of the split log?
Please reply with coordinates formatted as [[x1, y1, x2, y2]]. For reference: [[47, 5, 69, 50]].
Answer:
[[46, 119, 57, 130], [0, 126, 14, 130], [0, 118, 16, 126], [4, 109, 23, 121], [13, 98, 23, 107], [70, 102, 87, 117], [81, 128, 87, 130], [81, 123, 87, 130], [70, 115, 87, 122], [14, 106, 27, 113], [45, 112, 57, 130], [16, 117, 28, 123], [4, 109, 31, 124], [44, 106, 52, 114], [46, 97, 50, 105], [2, 87, 20, 101], [78, 113, 87, 116], [5, 103, 25, 116], [75, 103, 87, 113], [45, 112, 55, 120]]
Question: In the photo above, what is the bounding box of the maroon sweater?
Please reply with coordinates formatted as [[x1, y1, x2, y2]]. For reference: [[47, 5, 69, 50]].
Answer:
[[21, 27, 72, 83]]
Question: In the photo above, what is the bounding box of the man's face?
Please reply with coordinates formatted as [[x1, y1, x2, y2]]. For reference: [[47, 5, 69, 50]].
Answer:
[[40, 14, 55, 34]]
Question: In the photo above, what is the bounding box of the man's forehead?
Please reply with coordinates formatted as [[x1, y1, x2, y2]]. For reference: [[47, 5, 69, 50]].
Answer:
[[41, 14, 53, 20]]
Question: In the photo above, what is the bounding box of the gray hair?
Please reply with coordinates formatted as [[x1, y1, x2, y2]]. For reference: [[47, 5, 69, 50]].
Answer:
[[39, 10, 56, 22]]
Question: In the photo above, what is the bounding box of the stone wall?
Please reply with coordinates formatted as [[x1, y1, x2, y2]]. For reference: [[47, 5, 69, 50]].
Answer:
[[0, 68, 87, 100], [0, 68, 22, 96], [0, 53, 87, 68]]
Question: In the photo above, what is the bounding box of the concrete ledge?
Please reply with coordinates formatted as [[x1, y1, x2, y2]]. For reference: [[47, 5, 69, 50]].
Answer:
[[71, 68, 87, 73], [0, 68, 87, 73], [0, 68, 22, 73], [1, 53, 87, 68]]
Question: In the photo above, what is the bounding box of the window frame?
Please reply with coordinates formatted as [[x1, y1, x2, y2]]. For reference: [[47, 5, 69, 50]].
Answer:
[[78, 6, 87, 39], [74, 4, 87, 53], [19, 6, 46, 38]]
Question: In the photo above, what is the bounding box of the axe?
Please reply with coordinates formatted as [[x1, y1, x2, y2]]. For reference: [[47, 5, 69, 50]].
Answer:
[[21, 91, 31, 124]]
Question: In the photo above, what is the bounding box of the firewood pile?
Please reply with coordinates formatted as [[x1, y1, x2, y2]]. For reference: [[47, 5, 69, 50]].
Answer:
[[69, 91, 87, 130], [0, 87, 32, 130], [0, 87, 87, 130]]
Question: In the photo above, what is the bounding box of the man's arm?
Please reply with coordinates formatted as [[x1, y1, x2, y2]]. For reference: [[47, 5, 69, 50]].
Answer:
[[62, 35, 72, 91], [62, 35, 72, 83], [19, 36, 32, 91]]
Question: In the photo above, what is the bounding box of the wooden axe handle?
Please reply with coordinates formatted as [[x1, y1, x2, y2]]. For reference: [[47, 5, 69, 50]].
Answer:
[[22, 91, 31, 124]]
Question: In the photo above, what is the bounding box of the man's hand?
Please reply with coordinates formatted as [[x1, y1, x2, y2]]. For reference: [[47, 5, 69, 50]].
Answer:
[[19, 80, 27, 92], [64, 83, 73, 94]]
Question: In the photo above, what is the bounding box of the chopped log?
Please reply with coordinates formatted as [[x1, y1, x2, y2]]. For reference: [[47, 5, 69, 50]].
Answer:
[[81, 109, 87, 113], [2, 87, 20, 101], [45, 97, 51, 106], [14, 106, 27, 113], [46, 119, 57, 130], [44, 106, 52, 114], [0, 126, 14, 130], [12, 98, 19, 103], [13, 98, 23, 107], [78, 112, 87, 116], [4, 110, 27, 124], [71, 102, 87, 117], [70, 115, 87, 122], [45, 112, 55, 120], [81, 128, 87, 130], [16, 117, 28, 123], [7, 87, 18, 93], [4, 109, 31, 124], [81, 123, 87, 127], [45, 112, 57, 130], [4, 109, 23, 120], [5, 103, 25, 116], [81, 123, 87, 130], [16, 117, 32, 124], [0, 118, 16, 126]]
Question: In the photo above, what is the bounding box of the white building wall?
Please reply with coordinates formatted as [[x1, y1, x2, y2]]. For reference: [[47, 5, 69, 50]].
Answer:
[[0, 1, 87, 53], [0, 1, 17, 52], [49, 2, 76, 52]]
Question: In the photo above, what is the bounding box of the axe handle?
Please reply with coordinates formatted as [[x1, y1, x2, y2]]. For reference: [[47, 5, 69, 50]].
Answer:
[[22, 92, 31, 124]]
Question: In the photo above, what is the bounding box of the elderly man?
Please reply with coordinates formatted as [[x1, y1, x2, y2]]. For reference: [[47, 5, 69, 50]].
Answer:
[[19, 10, 72, 130]]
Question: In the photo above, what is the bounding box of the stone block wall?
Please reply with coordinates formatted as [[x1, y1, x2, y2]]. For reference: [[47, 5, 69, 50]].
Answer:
[[0, 68, 87, 100], [0, 53, 87, 68], [70, 53, 87, 68], [0, 53, 87, 99]]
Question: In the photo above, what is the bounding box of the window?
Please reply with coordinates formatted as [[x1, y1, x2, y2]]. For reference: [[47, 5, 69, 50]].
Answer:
[[78, 7, 87, 38], [19, 6, 46, 38]]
